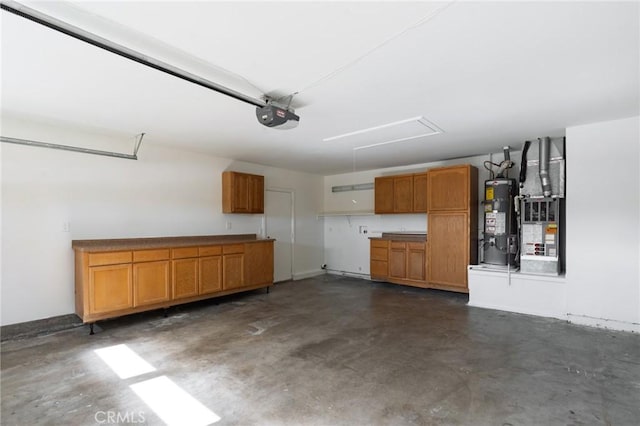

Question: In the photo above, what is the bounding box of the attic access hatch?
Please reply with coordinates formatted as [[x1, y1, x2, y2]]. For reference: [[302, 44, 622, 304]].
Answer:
[[323, 116, 443, 150]]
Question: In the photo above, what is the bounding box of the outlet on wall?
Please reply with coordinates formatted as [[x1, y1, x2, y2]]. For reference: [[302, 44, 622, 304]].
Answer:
[[226, 221, 232, 230], [63, 222, 71, 232]]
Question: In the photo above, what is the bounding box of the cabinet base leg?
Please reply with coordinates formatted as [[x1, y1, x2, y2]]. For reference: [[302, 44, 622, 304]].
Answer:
[[89, 323, 94, 335], [266, 286, 270, 294], [163, 308, 169, 318]]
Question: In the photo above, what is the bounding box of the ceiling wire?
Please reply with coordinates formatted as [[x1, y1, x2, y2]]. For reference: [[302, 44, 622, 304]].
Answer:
[[291, 0, 458, 97]]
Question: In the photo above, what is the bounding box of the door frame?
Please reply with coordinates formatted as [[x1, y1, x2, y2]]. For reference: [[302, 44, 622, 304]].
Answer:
[[263, 187, 295, 282]]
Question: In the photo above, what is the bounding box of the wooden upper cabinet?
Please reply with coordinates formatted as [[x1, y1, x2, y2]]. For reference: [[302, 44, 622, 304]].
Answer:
[[249, 174, 264, 213], [222, 171, 264, 214], [413, 172, 428, 212], [427, 165, 476, 212], [393, 175, 413, 213], [374, 177, 394, 213], [375, 172, 426, 214]]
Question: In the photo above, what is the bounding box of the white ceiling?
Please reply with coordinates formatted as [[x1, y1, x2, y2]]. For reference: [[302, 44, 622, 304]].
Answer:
[[2, 1, 638, 175]]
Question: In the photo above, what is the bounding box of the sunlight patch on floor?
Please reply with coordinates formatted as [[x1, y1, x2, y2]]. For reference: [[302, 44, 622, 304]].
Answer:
[[94, 344, 156, 379], [130, 375, 221, 425]]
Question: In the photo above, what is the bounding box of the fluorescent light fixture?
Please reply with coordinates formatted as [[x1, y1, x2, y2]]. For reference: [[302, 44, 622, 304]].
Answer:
[[332, 183, 374, 192], [94, 344, 156, 379], [130, 376, 221, 426], [323, 116, 443, 151]]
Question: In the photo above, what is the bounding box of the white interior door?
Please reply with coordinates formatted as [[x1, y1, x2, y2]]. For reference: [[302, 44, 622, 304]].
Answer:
[[265, 189, 294, 283]]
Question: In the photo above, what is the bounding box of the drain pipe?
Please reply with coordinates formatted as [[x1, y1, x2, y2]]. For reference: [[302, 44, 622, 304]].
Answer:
[[539, 137, 552, 197]]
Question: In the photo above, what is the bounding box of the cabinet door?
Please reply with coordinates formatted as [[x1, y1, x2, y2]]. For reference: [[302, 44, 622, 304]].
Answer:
[[200, 256, 222, 294], [427, 165, 470, 211], [249, 175, 265, 213], [223, 254, 245, 290], [233, 173, 250, 212], [394, 175, 413, 213], [389, 242, 407, 279], [413, 173, 428, 212], [89, 264, 132, 314], [244, 241, 274, 286], [134, 261, 170, 306], [173, 258, 199, 299], [407, 243, 426, 281], [428, 212, 469, 288], [374, 177, 394, 213]]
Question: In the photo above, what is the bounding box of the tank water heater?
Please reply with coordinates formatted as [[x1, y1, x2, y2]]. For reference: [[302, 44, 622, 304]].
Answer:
[[483, 179, 518, 266]]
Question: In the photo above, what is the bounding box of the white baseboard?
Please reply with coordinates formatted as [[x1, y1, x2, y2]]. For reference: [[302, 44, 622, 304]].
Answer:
[[467, 301, 568, 321], [567, 314, 639, 333], [326, 269, 370, 280], [292, 269, 325, 280]]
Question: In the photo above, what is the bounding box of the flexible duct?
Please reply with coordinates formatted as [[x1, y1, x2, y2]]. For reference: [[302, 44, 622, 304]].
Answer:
[[519, 141, 531, 187], [539, 137, 552, 197]]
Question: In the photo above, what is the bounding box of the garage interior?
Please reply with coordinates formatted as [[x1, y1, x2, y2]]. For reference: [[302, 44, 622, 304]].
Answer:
[[1, 1, 639, 425]]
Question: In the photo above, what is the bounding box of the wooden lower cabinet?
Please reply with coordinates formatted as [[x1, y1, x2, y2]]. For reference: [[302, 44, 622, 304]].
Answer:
[[427, 212, 470, 290], [407, 243, 426, 282], [244, 241, 274, 287], [222, 244, 245, 290], [389, 242, 407, 279], [172, 258, 199, 299], [200, 256, 222, 294], [370, 238, 427, 288], [89, 264, 132, 314], [223, 254, 244, 290], [74, 239, 274, 324], [370, 240, 389, 280], [134, 261, 171, 307]]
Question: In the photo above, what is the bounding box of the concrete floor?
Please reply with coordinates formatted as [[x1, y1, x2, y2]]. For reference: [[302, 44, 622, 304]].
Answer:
[[1, 275, 639, 426]]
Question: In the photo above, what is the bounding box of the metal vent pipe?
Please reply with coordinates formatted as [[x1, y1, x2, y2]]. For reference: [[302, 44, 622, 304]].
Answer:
[[538, 137, 552, 197]]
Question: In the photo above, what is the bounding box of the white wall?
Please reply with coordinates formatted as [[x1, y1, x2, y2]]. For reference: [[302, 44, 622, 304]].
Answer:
[[565, 116, 640, 331], [322, 151, 522, 276], [0, 116, 324, 325]]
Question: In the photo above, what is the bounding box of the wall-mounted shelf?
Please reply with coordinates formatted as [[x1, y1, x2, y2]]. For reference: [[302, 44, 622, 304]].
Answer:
[[316, 210, 376, 225], [316, 210, 375, 218]]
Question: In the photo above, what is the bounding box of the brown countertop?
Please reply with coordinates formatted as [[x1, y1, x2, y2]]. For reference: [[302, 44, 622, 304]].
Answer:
[[72, 234, 275, 252], [370, 232, 427, 242]]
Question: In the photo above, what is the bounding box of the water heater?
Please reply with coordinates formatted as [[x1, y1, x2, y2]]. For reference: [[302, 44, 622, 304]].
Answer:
[[483, 179, 518, 266]]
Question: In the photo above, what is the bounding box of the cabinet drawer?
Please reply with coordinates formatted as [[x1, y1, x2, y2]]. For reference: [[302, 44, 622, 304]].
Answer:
[[408, 242, 426, 250], [370, 239, 389, 249], [172, 247, 199, 259], [134, 249, 170, 262], [223, 244, 245, 254], [88, 251, 132, 266], [371, 247, 389, 261], [390, 241, 407, 249], [199, 245, 222, 256]]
